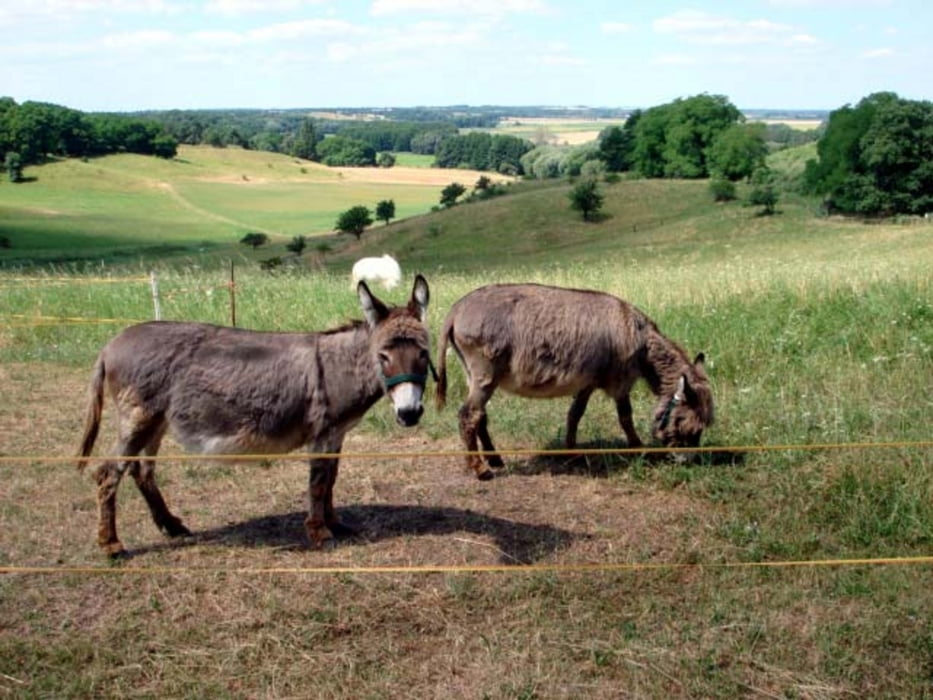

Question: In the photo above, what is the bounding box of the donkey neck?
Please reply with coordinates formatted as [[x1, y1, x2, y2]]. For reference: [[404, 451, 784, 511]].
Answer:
[[641, 327, 692, 397], [314, 322, 383, 412]]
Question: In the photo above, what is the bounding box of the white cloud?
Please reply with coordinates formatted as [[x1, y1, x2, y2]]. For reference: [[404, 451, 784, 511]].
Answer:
[[862, 47, 894, 58], [600, 22, 633, 35], [323, 20, 485, 66], [766, 0, 891, 7], [370, 0, 546, 16], [653, 10, 800, 46], [538, 53, 585, 66], [100, 29, 176, 49], [23, 0, 182, 16], [654, 53, 697, 66], [204, 0, 326, 16], [247, 19, 360, 42]]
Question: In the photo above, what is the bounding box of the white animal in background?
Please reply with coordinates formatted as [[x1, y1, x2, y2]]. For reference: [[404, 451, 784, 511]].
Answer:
[[351, 254, 402, 290]]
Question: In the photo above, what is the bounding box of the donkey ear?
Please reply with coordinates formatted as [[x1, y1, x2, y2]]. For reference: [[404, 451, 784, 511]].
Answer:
[[693, 352, 705, 367], [409, 274, 429, 323], [358, 280, 388, 328]]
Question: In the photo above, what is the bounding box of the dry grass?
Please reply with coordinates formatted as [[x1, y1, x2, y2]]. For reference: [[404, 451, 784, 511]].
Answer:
[[1, 360, 931, 698]]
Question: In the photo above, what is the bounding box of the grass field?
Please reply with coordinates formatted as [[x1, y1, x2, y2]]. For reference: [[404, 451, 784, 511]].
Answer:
[[1, 148, 932, 697], [0, 145, 497, 267]]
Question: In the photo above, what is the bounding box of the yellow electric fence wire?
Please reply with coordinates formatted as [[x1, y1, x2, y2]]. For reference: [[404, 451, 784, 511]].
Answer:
[[0, 277, 149, 285], [2, 556, 932, 577], [0, 442, 929, 576], [0, 317, 147, 327], [2, 439, 926, 466]]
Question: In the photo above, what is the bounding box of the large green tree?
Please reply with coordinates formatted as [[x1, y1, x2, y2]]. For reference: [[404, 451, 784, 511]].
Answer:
[[597, 124, 632, 172], [631, 95, 742, 179], [290, 118, 317, 160], [707, 123, 768, 181], [804, 92, 933, 215]]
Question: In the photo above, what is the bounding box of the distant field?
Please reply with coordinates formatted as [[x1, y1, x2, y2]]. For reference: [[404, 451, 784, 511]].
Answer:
[[0, 146, 502, 266], [492, 117, 624, 145], [487, 116, 823, 146], [390, 152, 435, 168]]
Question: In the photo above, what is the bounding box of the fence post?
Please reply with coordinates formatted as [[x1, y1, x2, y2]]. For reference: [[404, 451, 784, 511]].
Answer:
[[150, 271, 161, 320], [229, 260, 237, 327]]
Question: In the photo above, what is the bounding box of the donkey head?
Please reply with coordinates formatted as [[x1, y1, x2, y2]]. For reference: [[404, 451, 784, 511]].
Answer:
[[358, 274, 431, 427], [651, 353, 715, 451]]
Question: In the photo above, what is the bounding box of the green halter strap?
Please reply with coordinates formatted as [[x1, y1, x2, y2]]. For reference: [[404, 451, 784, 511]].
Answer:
[[380, 357, 438, 388], [657, 394, 681, 430]]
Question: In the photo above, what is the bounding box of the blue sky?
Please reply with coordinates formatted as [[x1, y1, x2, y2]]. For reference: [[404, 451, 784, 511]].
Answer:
[[1, 0, 930, 112]]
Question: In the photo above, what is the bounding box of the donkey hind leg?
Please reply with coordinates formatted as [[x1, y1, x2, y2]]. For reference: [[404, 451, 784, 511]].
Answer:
[[565, 387, 594, 449], [305, 434, 348, 550], [615, 394, 643, 448], [458, 379, 499, 480], [130, 427, 191, 539], [94, 417, 164, 557]]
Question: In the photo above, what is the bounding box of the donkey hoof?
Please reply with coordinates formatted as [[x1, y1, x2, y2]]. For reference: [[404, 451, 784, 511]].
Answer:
[[307, 525, 336, 551], [487, 456, 505, 469], [476, 467, 495, 481], [164, 521, 192, 538], [103, 543, 128, 560]]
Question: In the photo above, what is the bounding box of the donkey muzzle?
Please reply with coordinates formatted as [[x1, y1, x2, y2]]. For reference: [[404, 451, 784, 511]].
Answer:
[[388, 381, 425, 427]]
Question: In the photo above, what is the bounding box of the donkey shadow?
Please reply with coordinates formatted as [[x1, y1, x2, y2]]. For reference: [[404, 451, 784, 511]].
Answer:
[[129, 503, 578, 565], [509, 438, 746, 478]]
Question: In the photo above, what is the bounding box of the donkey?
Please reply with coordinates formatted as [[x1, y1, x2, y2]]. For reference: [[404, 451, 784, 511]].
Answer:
[[77, 275, 432, 557], [435, 283, 713, 479]]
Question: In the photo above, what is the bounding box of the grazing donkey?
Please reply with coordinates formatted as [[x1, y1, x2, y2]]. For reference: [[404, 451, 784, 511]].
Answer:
[[77, 275, 432, 556], [435, 283, 713, 479]]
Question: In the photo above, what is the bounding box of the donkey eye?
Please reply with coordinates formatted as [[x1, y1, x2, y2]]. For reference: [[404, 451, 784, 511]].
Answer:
[[419, 349, 429, 361], [378, 352, 391, 365]]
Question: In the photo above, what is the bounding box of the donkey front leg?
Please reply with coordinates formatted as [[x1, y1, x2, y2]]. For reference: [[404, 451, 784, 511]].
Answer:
[[565, 387, 594, 448], [304, 435, 350, 550], [615, 394, 644, 448]]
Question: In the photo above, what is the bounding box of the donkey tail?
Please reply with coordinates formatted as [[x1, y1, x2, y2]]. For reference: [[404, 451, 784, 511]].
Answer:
[[434, 313, 455, 411], [76, 354, 106, 472]]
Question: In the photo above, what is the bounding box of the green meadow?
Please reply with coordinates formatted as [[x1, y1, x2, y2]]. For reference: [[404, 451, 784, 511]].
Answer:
[[0, 145, 448, 265], [1, 145, 932, 697]]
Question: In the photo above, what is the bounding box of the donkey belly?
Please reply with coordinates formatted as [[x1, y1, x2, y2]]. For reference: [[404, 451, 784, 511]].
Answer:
[[175, 426, 308, 456], [500, 373, 592, 399]]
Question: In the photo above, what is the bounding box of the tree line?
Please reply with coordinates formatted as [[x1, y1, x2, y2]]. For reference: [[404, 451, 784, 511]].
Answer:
[[5, 92, 928, 217], [1, 97, 177, 179]]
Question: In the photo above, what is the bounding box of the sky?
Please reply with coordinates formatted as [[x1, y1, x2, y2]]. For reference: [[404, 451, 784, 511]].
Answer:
[[1, 0, 931, 113]]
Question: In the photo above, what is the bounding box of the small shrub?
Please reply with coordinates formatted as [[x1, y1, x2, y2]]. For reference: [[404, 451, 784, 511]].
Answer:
[[286, 235, 307, 256], [240, 232, 269, 249], [710, 177, 737, 202]]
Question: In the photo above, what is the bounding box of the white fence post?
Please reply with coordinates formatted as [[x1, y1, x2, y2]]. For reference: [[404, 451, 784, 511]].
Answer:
[[150, 271, 161, 320]]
